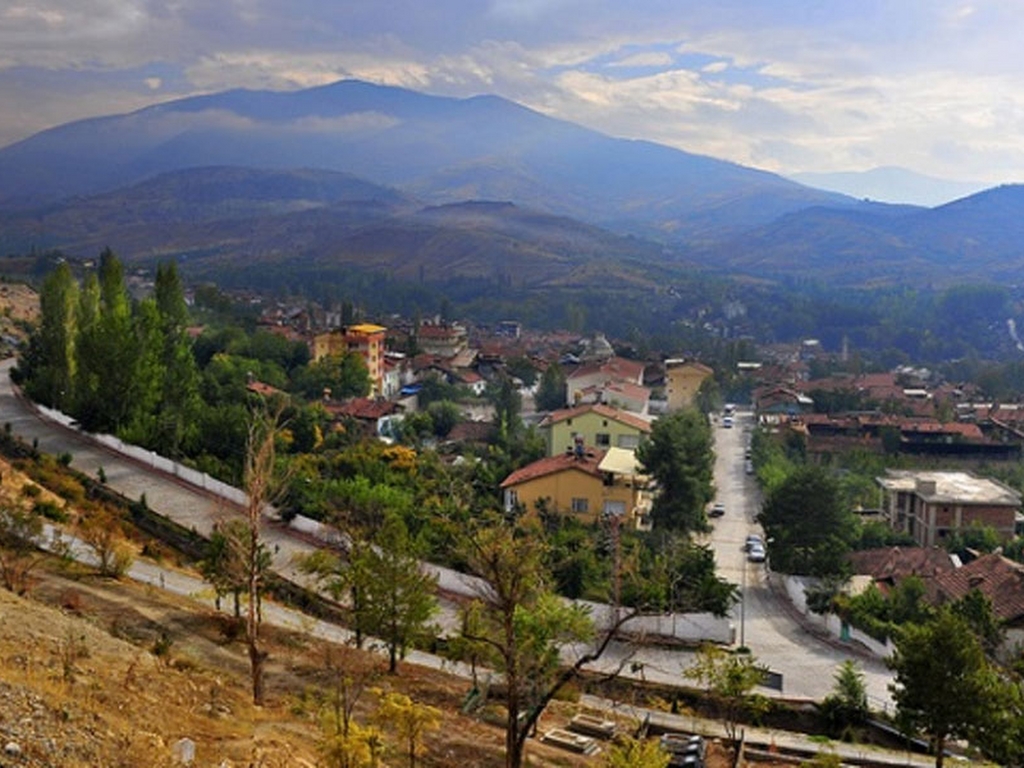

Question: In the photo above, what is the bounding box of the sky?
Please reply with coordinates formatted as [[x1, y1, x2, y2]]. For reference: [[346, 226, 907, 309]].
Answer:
[[3, 0, 1024, 189]]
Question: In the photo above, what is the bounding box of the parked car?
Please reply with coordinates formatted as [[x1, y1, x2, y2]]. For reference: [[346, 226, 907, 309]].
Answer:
[[722, 416, 734, 428], [744, 534, 764, 552], [747, 542, 766, 563], [708, 502, 726, 518], [661, 734, 705, 767]]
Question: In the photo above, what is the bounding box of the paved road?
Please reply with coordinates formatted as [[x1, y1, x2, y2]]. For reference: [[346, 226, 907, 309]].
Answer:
[[704, 410, 896, 710], [1, 361, 896, 705]]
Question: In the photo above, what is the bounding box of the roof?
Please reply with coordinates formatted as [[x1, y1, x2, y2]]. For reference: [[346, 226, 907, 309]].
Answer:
[[501, 449, 606, 488], [665, 359, 713, 375], [246, 380, 286, 397], [847, 546, 956, 583], [326, 398, 400, 420], [346, 323, 387, 335], [877, 470, 1021, 507], [567, 356, 645, 384], [932, 554, 1024, 622], [539, 403, 652, 433]]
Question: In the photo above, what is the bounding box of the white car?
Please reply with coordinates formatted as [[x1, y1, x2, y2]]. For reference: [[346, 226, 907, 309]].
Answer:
[[722, 416, 734, 428], [747, 542, 766, 563]]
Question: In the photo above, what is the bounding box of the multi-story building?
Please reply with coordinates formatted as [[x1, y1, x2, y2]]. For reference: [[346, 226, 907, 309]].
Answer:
[[310, 323, 387, 396], [500, 446, 652, 528], [539, 403, 652, 457], [664, 359, 714, 411], [876, 469, 1022, 547]]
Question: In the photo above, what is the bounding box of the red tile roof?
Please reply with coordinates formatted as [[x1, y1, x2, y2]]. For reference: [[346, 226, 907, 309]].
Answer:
[[847, 547, 956, 583], [932, 554, 1024, 623], [326, 398, 400, 420], [539, 403, 652, 433], [501, 449, 606, 488], [567, 356, 645, 384]]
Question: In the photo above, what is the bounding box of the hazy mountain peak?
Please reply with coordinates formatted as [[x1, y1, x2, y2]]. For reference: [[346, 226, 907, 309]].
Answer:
[[789, 166, 989, 208]]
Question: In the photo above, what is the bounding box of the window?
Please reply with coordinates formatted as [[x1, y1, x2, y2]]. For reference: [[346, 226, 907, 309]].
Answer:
[[617, 434, 639, 449], [571, 497, 589, 514], [566, 419, 572, 426], [596, 433, 611, 447], [505, 489, 518, 511]]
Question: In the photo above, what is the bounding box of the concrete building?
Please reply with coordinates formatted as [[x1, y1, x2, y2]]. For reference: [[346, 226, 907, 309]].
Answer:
[[310, 323, 387, 396], [876, 469, 1022, 547]]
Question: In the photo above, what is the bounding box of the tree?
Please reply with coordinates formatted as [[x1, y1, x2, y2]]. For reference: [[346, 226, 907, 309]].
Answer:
[[637, 409, 714, 533], [758, 465, 857, 577], [459, 517, 628, 768], [201, 519, 270, 617], [374, 691, 441, 768], [304, 515, 438, 674], [487, 373, 522, 444], [78, 507, 134, 577], [602, 736, 670, 768], [819, 660, 869, 738], [684, 644, 768, 744], [23, 262, 78, 409], [888, 608, 996, 768], [535, 363, 567, 411], [0, 505, 64, 594], [242, 404, 287, 705]]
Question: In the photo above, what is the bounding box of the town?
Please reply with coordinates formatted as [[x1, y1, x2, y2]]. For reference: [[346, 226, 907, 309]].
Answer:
[[1, 253, 1023, 767]]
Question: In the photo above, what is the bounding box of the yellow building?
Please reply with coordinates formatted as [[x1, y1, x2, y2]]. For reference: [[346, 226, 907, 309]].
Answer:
[[664, 359, 714, 412], [310, 323, 387, 396], [500, 447, 651, 527], [539, 403, 652, 457]]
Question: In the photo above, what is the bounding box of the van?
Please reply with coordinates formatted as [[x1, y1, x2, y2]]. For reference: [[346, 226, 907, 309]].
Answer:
[[723, 403, 736, 417]]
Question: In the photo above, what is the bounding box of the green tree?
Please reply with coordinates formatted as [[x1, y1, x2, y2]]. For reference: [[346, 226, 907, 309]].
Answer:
[[758, 465, 857, 577], [293, 353, 370, 401], [425, 400, 461, 438], [23, 262, 78, 409], [459, 518, 624, 768], [535, 363, 567, 411], [888, 608, 997, 768], [637, 409, 714, 533], [487, 373, 522, 445], [684, 644, 768, 744], [819, 660, 869, 738], [350, 515, 438, 674]]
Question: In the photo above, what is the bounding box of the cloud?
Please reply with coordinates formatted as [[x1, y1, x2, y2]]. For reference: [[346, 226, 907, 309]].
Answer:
[[1, 1, 1024, 183]]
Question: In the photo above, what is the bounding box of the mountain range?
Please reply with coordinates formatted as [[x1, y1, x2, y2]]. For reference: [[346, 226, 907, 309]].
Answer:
[[1, 79, 1023, 290]]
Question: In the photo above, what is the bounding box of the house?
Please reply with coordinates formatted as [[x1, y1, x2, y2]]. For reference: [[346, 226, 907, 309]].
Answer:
[[664, 359, 714, 411], [417, 322, 469, 358], [930, 553, 1024, 659], [500, 446, 651, 527], [310, 323, 387, 396], [565, 357, 647, 413], [325, 398, 404, 441], [847, 546, 957, 595], [538, 403, 652, 457], [755, 386, 814, 418], [876, 470, 1022, 548]]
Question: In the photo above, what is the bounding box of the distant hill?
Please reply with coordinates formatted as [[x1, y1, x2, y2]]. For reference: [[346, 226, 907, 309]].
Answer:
[[696, 184, 1024, 286], [0, 79, 854, 240], [790, 166, 989, 208], [0, 166, 678, 291]]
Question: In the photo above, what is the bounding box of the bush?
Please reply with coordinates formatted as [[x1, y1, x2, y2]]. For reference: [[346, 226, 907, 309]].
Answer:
[[34, 500, 69, 523]]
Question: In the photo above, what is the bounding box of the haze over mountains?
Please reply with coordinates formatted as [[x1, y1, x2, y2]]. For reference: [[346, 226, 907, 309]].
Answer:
[[1, 79, 1023, 289]]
